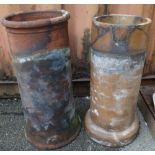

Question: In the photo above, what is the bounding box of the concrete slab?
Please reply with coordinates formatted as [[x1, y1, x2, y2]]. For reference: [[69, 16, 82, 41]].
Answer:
[[0, 97, 155, 151]]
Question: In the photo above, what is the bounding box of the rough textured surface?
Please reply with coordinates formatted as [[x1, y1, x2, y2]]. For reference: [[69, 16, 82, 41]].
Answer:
[[86, 50, 144, 147], [13, 48, 81, 149], [87, 14, 151, 147], [0, 97, 155, 151]]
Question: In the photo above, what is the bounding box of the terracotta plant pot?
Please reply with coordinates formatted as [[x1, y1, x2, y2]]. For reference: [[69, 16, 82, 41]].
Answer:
[[85, 14, 151, 147], [2, 10, 81, 150]]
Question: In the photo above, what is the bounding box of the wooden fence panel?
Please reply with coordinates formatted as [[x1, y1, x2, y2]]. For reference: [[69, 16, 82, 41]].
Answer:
[[0, 4, 155, 81], [108, 4, 144, 15], [143, 6, 155, 76], [64, 4, 103, 60]]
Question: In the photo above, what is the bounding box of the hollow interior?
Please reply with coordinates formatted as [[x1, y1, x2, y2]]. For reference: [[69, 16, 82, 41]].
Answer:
[[96, 15, 149, 26], [6, 11, 62, 22]]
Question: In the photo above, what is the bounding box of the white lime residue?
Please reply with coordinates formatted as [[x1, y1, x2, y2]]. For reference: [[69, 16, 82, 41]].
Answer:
[[92, 109, 99, 116], [14, 48, 70, 64], [91, 49, 144, 75], [113, 89, 128, 101], [91, 49, 144, 103]]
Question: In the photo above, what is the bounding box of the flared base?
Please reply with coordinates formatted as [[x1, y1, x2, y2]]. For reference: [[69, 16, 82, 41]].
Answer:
[[85, 110, 139, 147], [25, 115, 81, 150]]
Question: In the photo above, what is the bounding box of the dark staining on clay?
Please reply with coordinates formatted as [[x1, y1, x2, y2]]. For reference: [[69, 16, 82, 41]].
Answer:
[[13, 48, 80, 148], [91, 23, 111, 47], [111, 26, 129, 54], [92, 15, 149, 55], [82, 28, 91, 62]]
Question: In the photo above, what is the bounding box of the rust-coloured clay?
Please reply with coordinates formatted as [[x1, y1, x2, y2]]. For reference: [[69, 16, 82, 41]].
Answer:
[[85, 14, 151, 147], [2, 10, 81, 150]]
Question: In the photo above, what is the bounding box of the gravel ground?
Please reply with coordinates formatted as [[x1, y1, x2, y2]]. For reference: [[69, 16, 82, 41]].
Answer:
[[0, 97, 155, 151]]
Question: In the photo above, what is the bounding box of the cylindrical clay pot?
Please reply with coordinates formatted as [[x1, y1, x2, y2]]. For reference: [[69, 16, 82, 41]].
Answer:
[[2, 10, 81, 149], [85, 14, 151, 147]]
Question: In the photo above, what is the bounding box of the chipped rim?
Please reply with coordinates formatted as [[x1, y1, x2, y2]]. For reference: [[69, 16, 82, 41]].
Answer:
[[1, 9, 70, 29], [93, 14, 152, 27]]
